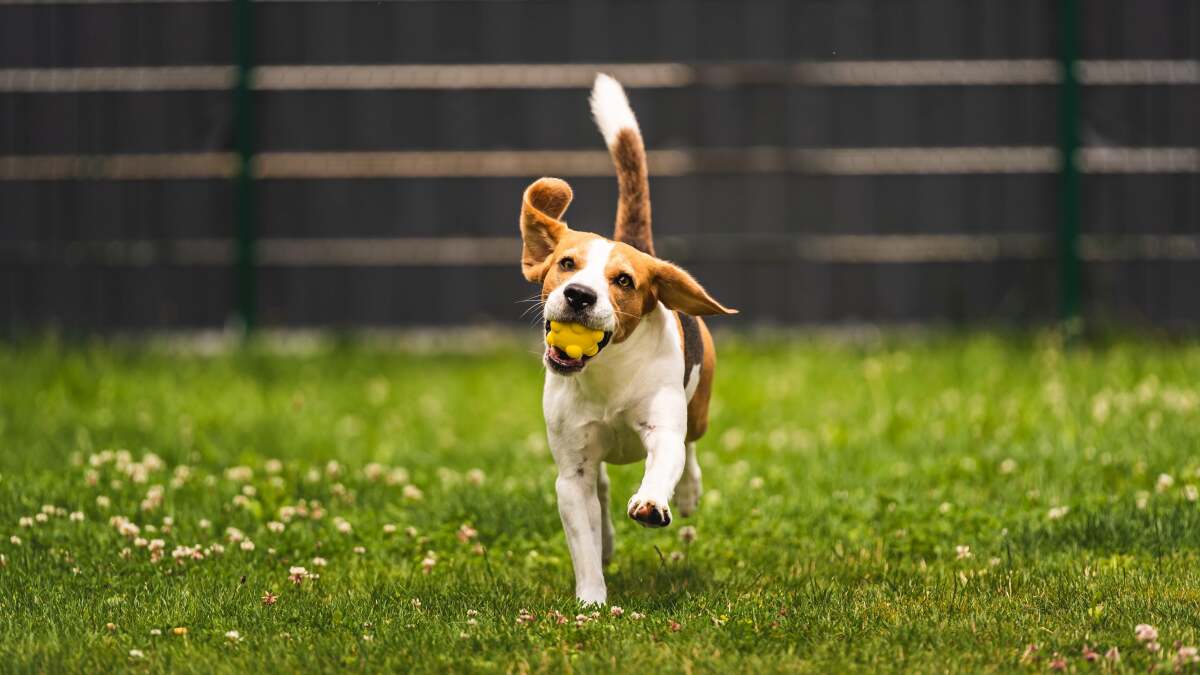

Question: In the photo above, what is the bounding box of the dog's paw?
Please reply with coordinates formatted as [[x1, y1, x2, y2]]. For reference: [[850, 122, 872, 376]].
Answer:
[[627, 495, 672, 528], [673, 478, 701, 518], [576, 586, 607, 606]]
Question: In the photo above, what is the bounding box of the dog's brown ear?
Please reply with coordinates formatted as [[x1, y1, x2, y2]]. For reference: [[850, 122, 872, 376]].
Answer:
[[520, 177, 573, 282], [653, 260, 738, 316]]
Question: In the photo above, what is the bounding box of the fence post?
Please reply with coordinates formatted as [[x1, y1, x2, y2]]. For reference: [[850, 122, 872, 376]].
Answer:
[[233, 0, 257, 334], [1058, 0, 1082, 322]]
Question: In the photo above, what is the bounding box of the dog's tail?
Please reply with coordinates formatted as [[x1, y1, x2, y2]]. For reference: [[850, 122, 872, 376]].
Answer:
[[590, 73, 654, 256]]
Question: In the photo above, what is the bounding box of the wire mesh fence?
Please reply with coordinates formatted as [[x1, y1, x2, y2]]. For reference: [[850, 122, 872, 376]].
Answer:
[[1, 0, 1198, 330]]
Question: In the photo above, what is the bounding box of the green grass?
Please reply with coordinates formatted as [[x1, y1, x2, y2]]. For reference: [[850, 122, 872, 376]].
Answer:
[[3, 330, 1200, 673]]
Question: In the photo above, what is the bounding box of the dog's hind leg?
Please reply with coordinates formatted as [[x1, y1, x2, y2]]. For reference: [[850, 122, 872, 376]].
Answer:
[[673, 442, 701, 518], [597, 464, 615, 565]]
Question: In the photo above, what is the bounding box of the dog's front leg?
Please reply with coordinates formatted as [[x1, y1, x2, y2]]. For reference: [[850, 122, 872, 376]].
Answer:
[[627, 391, 688, 528], [555, 462, 606, 605]]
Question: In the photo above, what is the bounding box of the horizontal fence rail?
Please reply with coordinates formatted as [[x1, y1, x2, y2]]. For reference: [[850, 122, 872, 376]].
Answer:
[[6, 234, 1200, 267], [2, 60, 1198, 92], [3, 148, 1198, 180]]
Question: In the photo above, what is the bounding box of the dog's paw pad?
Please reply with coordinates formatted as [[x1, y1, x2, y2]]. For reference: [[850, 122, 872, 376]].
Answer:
[[627, 498, 671, 528]]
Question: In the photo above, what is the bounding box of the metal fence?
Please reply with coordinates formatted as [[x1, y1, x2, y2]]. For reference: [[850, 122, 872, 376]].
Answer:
[[2, 0, 1198, 331]]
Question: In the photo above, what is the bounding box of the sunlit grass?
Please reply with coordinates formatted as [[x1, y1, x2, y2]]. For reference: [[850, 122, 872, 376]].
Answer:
[[2, 331, 1200, 672]]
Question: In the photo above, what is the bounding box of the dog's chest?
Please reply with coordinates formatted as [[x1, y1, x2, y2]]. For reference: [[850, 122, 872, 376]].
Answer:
[[592, 419, 646, 465]]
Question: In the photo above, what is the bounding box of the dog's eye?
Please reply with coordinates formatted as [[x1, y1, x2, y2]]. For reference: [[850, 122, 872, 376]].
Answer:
[[613, 273, 633, 288], [559, 257, 575, 271]]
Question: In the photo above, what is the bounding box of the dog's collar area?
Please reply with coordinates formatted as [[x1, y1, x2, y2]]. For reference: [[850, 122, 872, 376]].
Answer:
[[544, 320, 612, 374]]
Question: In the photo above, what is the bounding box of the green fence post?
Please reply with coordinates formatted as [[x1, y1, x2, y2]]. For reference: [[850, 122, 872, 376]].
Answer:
[[233, 0, 257, 334], [1058, 0, 1082, 322]]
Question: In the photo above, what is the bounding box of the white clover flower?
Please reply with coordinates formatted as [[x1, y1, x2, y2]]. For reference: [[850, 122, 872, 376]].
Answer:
[[225, 630, 241, 642], [198, 519, 212, 530], [17, 517, 33, 528], [402, 485, 424, 501], [955, 545, 972, 560], [1185, 485, 1199, 503], [678, 526, 697, 544], [95, 495, 111, 509], [465, 469, 486, 486], [240, 540, 255, 552], [382, 524, 397, 534], [1047, 506, 1070, 520], [225, 527, 245, 543], [1135, 624, 1158, 643], [264, 459, 283, 474], [334, 518, 352, 534], [129, 649, 144, 659], [1156, 474, 1175, 492], [311, 557, 327, 567], [225, 466, 253, 482], [267, 521, 285, 534], [748, 476, 765, 489]]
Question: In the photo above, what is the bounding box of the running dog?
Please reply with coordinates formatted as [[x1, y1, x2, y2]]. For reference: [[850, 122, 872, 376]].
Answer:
[[518, 74, 736, 605]]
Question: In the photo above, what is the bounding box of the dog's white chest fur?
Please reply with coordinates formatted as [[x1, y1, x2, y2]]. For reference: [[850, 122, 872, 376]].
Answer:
[[544, 302, 686, 465]]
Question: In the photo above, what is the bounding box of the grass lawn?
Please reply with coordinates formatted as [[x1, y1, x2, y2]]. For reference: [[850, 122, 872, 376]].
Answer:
[[2, 330, 1200, 672]]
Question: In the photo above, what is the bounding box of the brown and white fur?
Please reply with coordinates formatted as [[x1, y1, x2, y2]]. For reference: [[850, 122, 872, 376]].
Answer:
[[518, 74, 736, 605]]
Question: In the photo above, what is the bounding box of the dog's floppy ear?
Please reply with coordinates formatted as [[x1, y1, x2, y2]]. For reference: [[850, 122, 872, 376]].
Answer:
[[520, 177, 573, 282], [653, 260, 738, 316]]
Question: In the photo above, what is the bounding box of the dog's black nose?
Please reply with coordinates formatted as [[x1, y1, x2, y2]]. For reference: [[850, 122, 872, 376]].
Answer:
[[563, 284, 597, 311]]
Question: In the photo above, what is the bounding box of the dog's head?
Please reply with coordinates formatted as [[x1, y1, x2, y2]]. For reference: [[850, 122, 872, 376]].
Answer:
[[520, 177, 736, 376]]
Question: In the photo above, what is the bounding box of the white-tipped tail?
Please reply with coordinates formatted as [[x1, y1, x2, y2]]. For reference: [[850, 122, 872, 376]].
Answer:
[[590, 73, 639, 147]]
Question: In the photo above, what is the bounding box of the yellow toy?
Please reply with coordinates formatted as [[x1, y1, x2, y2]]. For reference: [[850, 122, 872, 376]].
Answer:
[[546, 321, 606, 359]]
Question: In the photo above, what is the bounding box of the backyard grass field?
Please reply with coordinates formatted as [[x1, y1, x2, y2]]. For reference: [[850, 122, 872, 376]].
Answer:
[[3, 331, 1200, 672]]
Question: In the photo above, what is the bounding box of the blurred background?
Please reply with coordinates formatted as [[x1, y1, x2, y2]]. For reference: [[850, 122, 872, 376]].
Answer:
[[1, 0, 1196, 333]]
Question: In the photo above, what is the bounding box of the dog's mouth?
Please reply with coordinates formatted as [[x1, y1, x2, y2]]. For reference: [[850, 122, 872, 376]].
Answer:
[[543, 320, 612, 375]]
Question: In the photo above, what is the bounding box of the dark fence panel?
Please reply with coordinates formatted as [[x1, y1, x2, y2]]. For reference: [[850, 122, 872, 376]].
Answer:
[[1, 0, 1197, 332]]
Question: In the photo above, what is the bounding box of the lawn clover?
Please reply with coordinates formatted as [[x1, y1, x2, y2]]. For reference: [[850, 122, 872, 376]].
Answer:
[[69, 511, 85, 522], [267, 521, 285, 534], [421, 555, 437, 574], [382, 524, 397, 535], [96, 496, 111, 509], [225, 630, 241, 643], [226, 527, 245, 543], [265, 459, 283, 474], [353, 546, 366, 555], [466, 469, 486, 486], [456, 524, 478, 543], [955, 545, 972, 560], [311, 557, 327, 567], [1186, 485, 1199, 503], [1047, 506, 1069, 520], [288, 566, 308, 585], [1135, 624, 1158, 643], [1105, 647, 1120, 662], [239, 540, 255, 552], [334, 518, 352, 534], [610, 606, 624, 617], [129, 649, 144, 659], [18, 517, 32, 528], [403, 485, 424, 501], [516, 609, 536, 625], [678, 526, 697, 544], [1156, 473, 1174, 492]]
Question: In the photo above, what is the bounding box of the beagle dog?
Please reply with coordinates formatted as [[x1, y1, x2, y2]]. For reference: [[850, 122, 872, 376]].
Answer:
[[518, 74, 736, 605]]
